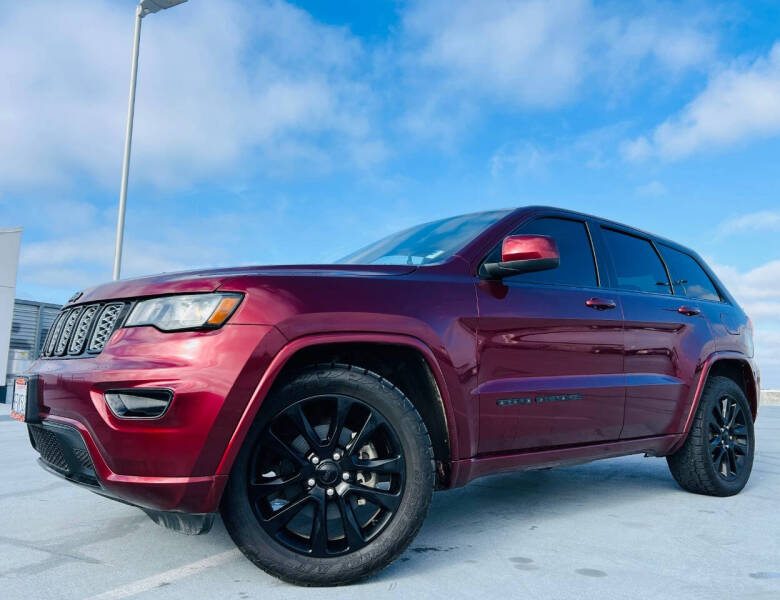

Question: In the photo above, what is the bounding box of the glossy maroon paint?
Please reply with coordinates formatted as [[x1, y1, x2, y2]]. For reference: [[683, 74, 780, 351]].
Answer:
[[26, 206, 759, 516], [501, 234, 559, 262], [618, 292, 717, 438], [475, 277, 625, 454]]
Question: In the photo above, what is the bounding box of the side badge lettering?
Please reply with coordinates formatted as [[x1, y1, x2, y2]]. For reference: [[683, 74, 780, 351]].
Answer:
[[496, 397, 533, 407], [497, 393, 583, 407]]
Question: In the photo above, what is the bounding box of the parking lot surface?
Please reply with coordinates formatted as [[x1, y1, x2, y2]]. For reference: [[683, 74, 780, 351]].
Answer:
[[1, 403, 779, 600]]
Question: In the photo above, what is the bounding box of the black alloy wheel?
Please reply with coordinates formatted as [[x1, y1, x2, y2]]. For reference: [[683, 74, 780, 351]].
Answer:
[[248, 394, 406, 557], [707, 395, 749, 481], [221, 364, 435, 586], [667, 375, 755, 497]]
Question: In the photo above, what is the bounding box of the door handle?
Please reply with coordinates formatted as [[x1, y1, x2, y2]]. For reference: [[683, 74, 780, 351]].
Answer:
[[586, 298, 617, 310], [677, 305, 701, 316]]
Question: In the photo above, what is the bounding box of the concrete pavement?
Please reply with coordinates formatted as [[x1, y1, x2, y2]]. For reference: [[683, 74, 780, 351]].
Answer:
[[1, 403, 779, 600]]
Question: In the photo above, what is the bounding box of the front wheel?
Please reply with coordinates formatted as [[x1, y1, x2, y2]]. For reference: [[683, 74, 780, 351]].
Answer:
[[667, 376, 755, 497], [221, 364, 435, 586]]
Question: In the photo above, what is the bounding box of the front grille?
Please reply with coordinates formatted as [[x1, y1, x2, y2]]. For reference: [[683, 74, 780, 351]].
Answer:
[[69, 304, 99, 355], [29, 423, 99, 487], [40, 301, 128, 359], [44, 311, 67, 356], [89, 303, 125, 352], [29, 426, 69, 471], [55, 307, 82, 356]]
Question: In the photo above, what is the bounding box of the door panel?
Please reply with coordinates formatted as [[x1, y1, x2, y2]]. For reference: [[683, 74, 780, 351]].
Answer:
[[595, 228, 716, 439], [619, 293, 714, 438], [476, 281, 625, 454]]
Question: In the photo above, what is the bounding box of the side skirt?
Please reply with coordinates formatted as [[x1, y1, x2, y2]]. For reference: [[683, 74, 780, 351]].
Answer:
[[448, 434, 682, 488]]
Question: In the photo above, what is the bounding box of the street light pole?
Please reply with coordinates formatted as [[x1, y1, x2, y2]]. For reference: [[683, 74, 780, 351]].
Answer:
[[113, 4, 143, 281], [112, 0, 188, 281]]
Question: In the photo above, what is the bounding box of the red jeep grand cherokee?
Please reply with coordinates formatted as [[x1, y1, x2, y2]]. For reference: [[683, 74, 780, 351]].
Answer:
[[13, 206, 758, 586]]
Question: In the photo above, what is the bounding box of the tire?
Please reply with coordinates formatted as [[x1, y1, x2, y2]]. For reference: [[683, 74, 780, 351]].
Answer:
[[666, 375, 755, 497], [221, 363, 435, 586]]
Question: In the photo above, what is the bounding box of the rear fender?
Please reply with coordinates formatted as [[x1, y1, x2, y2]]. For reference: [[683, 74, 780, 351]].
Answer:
[[668, 351, 759, 453]]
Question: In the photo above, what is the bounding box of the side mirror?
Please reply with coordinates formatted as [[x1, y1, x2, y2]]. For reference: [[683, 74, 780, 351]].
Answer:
[[481, 234, 560, 279]]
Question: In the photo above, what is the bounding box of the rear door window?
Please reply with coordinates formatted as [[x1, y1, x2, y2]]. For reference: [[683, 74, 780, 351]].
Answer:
[[602, 228, 671, 294], [658, 245, 721, 301]]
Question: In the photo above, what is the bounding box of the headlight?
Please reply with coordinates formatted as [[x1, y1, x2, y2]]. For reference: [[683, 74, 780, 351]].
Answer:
[[125, 293, 242, 332]]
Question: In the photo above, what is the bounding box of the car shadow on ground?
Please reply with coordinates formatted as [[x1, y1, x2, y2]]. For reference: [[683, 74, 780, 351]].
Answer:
[[177, 453, 683, 585], [374, 455, 681, 582]]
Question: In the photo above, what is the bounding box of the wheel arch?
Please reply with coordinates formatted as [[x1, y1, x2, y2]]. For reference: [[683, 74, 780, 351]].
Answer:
[[706, 358, 758, 421], [215, 333, 459, 489], [674, 352, 759, 454]]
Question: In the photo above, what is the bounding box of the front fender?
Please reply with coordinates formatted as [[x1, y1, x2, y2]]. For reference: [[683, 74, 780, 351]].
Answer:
[[212, 332, 465, 481]]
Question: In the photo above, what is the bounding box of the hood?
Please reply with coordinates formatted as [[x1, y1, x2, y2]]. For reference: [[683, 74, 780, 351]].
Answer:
[[72, 264, 417, 305]]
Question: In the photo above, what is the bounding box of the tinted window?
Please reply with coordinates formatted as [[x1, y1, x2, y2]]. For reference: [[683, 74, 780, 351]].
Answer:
[[493, 217, 598, 287], [602, 228, 671, 294], [659, 246, 721, 301]]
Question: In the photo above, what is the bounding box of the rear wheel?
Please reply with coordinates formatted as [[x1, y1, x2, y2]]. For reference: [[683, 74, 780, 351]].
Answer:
[[221, 364, 435, 586], [667, 376, 755, 496]]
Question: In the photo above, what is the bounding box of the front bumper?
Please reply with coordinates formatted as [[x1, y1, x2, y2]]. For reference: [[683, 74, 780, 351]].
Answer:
[[26, 323, 286, 514]]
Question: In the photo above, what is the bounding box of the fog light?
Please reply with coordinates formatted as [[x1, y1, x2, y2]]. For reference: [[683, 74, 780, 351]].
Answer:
[[105, 389, 173, 419]]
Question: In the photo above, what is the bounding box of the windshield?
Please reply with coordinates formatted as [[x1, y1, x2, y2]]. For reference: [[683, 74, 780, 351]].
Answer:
[[337, 209, 512, 266]]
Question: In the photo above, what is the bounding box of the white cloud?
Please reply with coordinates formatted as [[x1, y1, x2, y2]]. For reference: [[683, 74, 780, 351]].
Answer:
[[713, 260, 780, 312], [14, 195, 266, 302], [718, 211, 780, 235], [0, 0, 722, 184], [488, 121, 631, 176], [635, 181, 668, 197], [404, 0, 591, 108], [623, 43, 780, 161], [401, 0, 715, 112], [598, 13, 715, 78], [20, 225, 229, 287], [0, 0, 382, 189], [756, 331, 780, 390], [490, 141, 551, 176], [395, 93, 478, 151]]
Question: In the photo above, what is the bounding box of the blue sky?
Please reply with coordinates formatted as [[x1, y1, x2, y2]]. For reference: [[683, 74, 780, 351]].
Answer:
[[0, 0, 779, 385]]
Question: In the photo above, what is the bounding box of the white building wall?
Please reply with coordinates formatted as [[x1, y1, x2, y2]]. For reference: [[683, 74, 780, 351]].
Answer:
[[0, 228, 22, 382]]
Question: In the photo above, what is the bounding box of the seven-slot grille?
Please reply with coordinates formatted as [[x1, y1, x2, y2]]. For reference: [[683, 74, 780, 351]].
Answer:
[[41, 302, 128, 358]]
